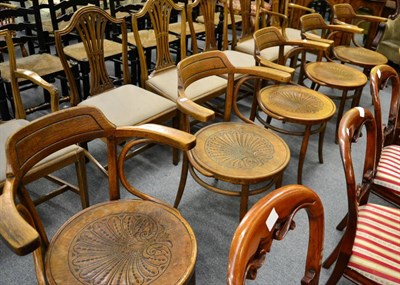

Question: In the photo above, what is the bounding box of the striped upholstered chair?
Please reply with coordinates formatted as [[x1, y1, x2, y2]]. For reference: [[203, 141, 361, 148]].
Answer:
[[323, 107, 400, 285], [370, 64, 400, 207]]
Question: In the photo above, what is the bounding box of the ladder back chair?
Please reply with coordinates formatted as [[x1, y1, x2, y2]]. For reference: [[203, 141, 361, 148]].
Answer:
[[0, 105, 197, 284], [227, 184, 324, 285], [0, 29, 89, 209], [0, 0, 66, 120], [252, 26, 336, 184], [175, 50, 292, 220], [323, 107, 400, 285], [370, 64, 400, 206]]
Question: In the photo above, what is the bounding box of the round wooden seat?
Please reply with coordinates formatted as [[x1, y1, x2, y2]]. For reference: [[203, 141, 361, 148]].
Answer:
[[46, 200, 197, 285], [334, 46, 388, 69], [190, 122, 290, 219], [305, 61, 368, 143], [258, 85, 336, 183]]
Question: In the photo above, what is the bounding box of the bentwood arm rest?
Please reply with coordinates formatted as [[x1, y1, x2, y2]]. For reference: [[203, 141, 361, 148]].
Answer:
[[176, 96, 216, 123], [327, 23, 364, 34], [116, 124, 197, 151], [256, 57, 296, 75], [13, 68, 59, 118], [301, 33, 335, 45], [0, 179, 40, 256], [337, 14, 387, 23], [286, 39, 331, 51], [234, 66, 292, 83], [288, 2, 315, 13]]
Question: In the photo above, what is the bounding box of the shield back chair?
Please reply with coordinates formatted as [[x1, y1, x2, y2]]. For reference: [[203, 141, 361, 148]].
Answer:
[[0, 29, 89, 209], [332, 3, 388, 75], [370, 64, 400, 207], [251, 26, 336, 184], [47, 0, 134, 99], [133, 0, 233, 121], [0, 105, 197, 284], [175, 50, 293, 220], [300, 13, 369, 144], [0, 1, 66, 120], [227, 184, 324, 285], [55, 6, 178, 165], [322, 107, 400, 285]]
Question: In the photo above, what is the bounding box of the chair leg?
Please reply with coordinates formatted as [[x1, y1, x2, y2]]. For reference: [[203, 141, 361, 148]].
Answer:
[[318, 123, 326, 163], [174, 152, 190, 208], [336, 213, 348, 231], [322, 234, 344, 269], [0, 78, 11, 120], [76, 151, 89, 209], [335, 90, 348, 144], [239, 184, 250, 221], [298, 125, 311, 184]]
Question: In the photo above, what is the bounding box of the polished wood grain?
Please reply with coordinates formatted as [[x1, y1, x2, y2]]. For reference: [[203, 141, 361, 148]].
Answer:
[[0, 106, 197, 284], [227, 184, 324, 284], [175, 50, 292, 220]]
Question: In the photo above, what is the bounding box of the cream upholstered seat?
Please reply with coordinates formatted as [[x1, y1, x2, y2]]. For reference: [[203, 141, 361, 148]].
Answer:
[[145, 68, 227, 102], [377, 15, 400, 65]]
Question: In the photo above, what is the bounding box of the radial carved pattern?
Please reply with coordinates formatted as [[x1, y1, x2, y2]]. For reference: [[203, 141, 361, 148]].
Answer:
[[324, 64, 354, 80], [269, 89, 324, 113], [69, 213, 172, 284], [205, 130, 274, 169]]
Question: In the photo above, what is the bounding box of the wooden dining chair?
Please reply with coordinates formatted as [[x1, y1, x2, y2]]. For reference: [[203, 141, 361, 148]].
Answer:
[[175, 50, 292, 220], [331, 4, 388, 74], [323, 107, 400, 285], [0, 105, 197, 284], [54, 6, 178, 164], [300, 13, 369, 144], [0, 29, 89, 209], [370, 64, 400, 206], [227, 184, 324, 284], [251, 26, 336, 184]]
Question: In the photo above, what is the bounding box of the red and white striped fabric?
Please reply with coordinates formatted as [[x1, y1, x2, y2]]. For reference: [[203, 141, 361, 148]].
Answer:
[[348, 204, 400, 284], [374, 145, 400, 195]]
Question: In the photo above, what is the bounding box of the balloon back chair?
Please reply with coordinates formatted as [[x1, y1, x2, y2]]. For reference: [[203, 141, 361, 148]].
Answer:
[[323, 107, 400, 284], [175, 50, 293, 220], [0, 106, 198, 284], [227, 184, 324, 284], [370, 64, 400, 206]]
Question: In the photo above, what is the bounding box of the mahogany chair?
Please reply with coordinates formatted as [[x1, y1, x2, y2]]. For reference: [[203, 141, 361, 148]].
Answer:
[[175, 50, 292, 220], [323, 107, 400, 285], [370, 64, 400, 206], [300, 13, 369, 143], [332, 4, 388, 74], [227, 184, 324, 284], [251, 26, 336, 184], [0, 29, 89, 209], [0, 105, 197, 284]]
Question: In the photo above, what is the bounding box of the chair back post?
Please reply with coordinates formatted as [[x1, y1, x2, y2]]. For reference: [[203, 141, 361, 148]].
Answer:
[[132, 0, 186, 87], [370, 64, 400, 154], [227, 184, 324, 285], [337, 107, 377, 255]]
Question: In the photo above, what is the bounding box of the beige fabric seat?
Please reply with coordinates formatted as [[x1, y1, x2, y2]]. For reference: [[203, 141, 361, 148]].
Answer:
[[377, 16, 400, 65]]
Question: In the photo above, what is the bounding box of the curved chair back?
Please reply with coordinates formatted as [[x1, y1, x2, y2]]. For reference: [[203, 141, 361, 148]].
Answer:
[[227, 184, 324, 285]]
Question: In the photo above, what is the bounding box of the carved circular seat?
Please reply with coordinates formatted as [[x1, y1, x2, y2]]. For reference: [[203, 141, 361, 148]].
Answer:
[[305, 61, 368, 143], [257, 85, 336, 184], [46, 200, 197, 285], [189, 122, 290, 220], [334, 46, 388, 69]]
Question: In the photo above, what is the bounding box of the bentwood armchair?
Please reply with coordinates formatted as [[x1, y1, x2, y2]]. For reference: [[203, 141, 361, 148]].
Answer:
[[0, 105, 197, 284], [175, 50, 292, 220], [227, 184, 324, 284], [0, 29, 89, 209], [323, 107, 400, 284]]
